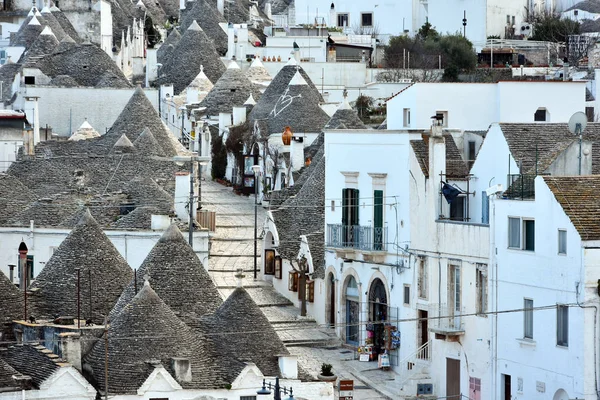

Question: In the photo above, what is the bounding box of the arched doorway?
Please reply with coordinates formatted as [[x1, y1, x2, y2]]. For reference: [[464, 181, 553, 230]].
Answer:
[[326, 272, 336, 327], [369, 278, 388, 356], [345, 276, 359, 345], [552, 389, 569, 400]]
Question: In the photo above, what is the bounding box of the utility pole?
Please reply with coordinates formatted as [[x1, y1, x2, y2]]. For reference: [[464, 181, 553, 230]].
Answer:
[[188, 159, 194, 248], [76, 268, 81, 329], [463, 10, 467, 38], [104, 316, 108, 400], [253, 166, 259, 279]]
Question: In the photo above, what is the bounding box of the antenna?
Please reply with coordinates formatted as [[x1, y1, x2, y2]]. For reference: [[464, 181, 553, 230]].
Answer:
[[568, 112, 588, 175]]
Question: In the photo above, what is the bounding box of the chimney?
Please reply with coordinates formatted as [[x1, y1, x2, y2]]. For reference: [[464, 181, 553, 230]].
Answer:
[[179, 0, 186, 10], [289, 137, 304, 172], [23, 97, 40, 144], [151, 215, 171, 230], [233, 106, 246, 126], [187, 86, 199, 104], [18, 241, 28, 289], [237, 24, 248, 60], [8, 264, 15, 283], [171, 358, 192, 382], [329, 2, 335, 26], [145, 48, 158, 86], [278, 354, 298, 379], [217, 0, 224, 15], [235, 268, 244, 287], [428, 118, 446, 220], [174, 172, 193, 222], [264, 1, 272, 19], [227, 23, 235, 59], [219, 112, 232, 135], [132, 57, 144, 78], [13, 374, 33, 390], [59, 332, 82, 371]]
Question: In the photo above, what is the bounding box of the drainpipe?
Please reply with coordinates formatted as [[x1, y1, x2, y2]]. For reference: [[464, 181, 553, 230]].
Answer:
[[489, 192, 498, 400]]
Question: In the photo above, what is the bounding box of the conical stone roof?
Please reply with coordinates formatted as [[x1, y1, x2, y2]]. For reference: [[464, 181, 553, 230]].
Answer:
[[40, 6, 68, 41], [249, 58, 323, 122], [267, 71, 330, 134], [12, 16, 44, 48], [102, 87, 179, 156], [54, 35, 77, 53], [246, 56, 272, 83], [28, 210, 133, 322], [157, 28, 180, 64], [51, 6, 81, 42], [110, 224, 222, 322], [132, 127, 166, 156], [183, 65, 213, 94], [160, 20, 226, 92], [48, 74, 78, 86], [324, 98, 367, 129], [180, 0, 227, 56], [113, 133, 134, 152], [123, 176, 173, 212], [95, 70, 131, 88], [35, 43, 131, 87], [69, 119, 100, 141], [201, 287, 289, 381], [200, 61, 262, 116], [86, 281, 228, 394], [20, 26, 59, 65], [0, 271, 23, 335]]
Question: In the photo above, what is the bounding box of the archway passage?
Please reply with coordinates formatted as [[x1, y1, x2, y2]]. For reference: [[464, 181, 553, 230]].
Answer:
[[369, 278, 388, 356], [345, 275, 359, 345], [552, 389, 569, 400]]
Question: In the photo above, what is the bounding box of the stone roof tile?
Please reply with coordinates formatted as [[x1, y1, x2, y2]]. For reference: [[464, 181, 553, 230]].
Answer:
[[410, 134, 469, 179], [180, 0, 228, 56], [28, 210, 133, 322], [0, 345, 60, 388]]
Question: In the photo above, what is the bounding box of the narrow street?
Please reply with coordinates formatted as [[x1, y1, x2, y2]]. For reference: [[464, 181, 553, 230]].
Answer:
[[202, 179, 397, 399]]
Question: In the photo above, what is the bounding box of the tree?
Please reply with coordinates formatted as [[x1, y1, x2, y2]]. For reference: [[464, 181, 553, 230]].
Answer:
[[211, 132, 227, 180], [352, 21, 381, 39], [351, 95, 374, 120], [438, 34, 477, 70], [528, 10, 579, 44], [417, 21, 439, 41]]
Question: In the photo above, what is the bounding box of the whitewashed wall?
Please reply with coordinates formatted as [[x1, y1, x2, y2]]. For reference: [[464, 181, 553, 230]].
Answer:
[[21, 87, 159, 137], [492, 177, 594, 400]]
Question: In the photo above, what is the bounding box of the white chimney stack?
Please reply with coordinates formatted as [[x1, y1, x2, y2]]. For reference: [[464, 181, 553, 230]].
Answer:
[[264, 1, 272, 19], [217, 0, 224, 15], [329, 2, 336, 27], [289, 138, 304, 172], [233, 106, 247, 126], [227, 24, 235, 59], [278, 354, 298, 379], [219, 112, 232, 135], [174, 172, 195, 223]]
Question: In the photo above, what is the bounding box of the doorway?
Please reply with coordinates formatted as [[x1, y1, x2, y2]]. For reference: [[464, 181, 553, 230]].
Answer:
[[328, 273, 336, 327], [345, 276, 359, 345], [369, 278, 388, 355], [446, 358, 460, 399], [502, 374, 511, 400], [417, 309, 429, 359]]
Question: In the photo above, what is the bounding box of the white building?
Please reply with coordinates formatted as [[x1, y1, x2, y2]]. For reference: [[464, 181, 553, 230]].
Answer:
[[387, 81, 586, 131], [492, 175, 600, 400]]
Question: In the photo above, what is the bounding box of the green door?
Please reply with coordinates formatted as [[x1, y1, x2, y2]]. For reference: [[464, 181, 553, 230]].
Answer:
[[374, 190, 383, 250]]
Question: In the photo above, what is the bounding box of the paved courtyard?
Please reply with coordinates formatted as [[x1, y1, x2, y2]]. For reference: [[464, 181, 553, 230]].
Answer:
[[201, 179, 401, 399]]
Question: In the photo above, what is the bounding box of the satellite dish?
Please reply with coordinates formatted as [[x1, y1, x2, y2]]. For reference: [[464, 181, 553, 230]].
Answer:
[[568, 112, 588, 135]]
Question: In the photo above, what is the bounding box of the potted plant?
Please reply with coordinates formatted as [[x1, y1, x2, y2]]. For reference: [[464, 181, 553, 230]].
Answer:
[[318, 363, 337, 383]]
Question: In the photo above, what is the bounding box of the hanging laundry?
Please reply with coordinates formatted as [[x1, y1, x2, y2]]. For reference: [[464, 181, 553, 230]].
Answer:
[[442, 182, 461, 204]]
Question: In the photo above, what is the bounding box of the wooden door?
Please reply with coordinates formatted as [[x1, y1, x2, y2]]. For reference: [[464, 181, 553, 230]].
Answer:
[[446, 358, 460, 399], [329, 275, 336, 326]]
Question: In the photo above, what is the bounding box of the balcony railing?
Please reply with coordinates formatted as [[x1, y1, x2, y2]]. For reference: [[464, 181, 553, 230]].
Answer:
[[326, 224, 387, 252], [429, 304, 465, 335]]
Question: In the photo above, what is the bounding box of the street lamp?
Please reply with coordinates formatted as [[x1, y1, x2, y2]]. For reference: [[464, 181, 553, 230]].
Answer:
[[257, 377, 294, 400], [173, 153, 211, 248], [252, 163, 261, 280]]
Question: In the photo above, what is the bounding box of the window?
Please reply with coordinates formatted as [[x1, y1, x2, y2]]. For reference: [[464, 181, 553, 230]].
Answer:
[[342, 188, 359, 246], [24, 76, 35, 85], [418, 257, 428, 299], [557, 305, 568, 347], [361, 12, 373, 27], [435, 111, 448, 127], [468, 141, 476, 161], [523, 219, 535, 251], [534, 108, 548, 121], [558, 229, 567, 255], [449, 196, 465, 221], [524, 298, 533, 339], [476, 265, 487, 315], [508, 217, 521, 248], [506, 15, 510, 24], [373, 190, 384, 250], [469, 377, 481, 400], [337, 13, 349, 27], [511, 16, 516, 26], [403, 108, 411, 127], [481, 192, 489, 224], [403, 284, 410, 305], [264, 249, 275, 275], [449, 264, 461, 320], [508, 217, 534, 251], [331, 200, 335, 211]]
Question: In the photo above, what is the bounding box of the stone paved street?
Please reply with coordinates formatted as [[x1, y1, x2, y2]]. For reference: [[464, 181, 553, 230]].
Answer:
[[201, 179, 403, 399]]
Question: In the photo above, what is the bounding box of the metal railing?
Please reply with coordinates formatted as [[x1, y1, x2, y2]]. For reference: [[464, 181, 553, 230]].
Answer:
[[326, 224, 388, 251], [429, 304, 465, 333], [505, 174, 536, 199]]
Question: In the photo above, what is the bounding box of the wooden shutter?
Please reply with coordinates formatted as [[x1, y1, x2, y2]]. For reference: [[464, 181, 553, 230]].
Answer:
[[374, 190, 383, 228], [351, 189, 359, 226]]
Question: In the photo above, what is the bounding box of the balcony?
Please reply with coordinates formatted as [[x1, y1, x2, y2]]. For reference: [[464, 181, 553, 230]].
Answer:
[[429, 304, 465, 337], [326, 224, 388, 252]]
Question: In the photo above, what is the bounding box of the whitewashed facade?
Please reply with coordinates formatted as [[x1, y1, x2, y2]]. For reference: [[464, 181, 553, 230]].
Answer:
[[387, 81, 586, 131]]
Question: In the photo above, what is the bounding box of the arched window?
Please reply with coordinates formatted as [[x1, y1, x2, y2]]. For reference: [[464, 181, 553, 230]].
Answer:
[[534, 107, 550, 122]]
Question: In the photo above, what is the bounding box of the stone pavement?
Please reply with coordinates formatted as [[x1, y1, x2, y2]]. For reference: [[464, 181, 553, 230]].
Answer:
[[201, 180, 404, 399]]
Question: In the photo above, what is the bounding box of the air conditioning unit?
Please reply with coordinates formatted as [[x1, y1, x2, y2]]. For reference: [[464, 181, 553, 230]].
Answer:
[[417, 383, 433, 395]]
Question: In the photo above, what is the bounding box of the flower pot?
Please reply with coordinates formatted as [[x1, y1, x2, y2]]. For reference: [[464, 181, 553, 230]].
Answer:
[[318, 374, 337, 383]]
